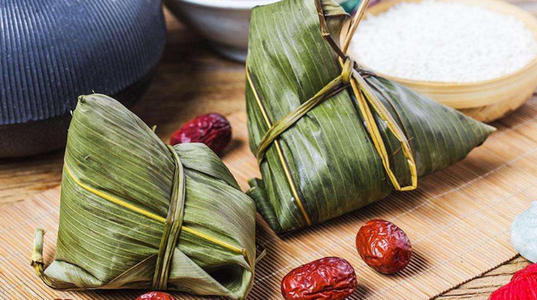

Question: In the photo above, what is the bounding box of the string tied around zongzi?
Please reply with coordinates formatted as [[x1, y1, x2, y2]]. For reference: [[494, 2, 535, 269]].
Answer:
[[331, 0, 418, 192], [252, 57, 353, 164], [246, 0, 418, 226], [152, 145, 187, 290]]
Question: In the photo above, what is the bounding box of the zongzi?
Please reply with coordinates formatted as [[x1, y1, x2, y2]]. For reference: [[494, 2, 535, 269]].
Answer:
[[245, 0, 495, 233], [31, 94, 256, 300]]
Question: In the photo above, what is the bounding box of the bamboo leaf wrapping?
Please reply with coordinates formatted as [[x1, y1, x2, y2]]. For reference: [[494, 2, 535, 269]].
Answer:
[[34, 94, 256, 299], [246, 0, 495, 233]]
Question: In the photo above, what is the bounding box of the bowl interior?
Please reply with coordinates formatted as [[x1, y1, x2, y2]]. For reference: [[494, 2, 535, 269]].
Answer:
[[346, 0, 537, 87]]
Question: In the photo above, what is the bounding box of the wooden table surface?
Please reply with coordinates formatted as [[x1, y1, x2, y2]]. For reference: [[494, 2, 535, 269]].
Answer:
[[1, 6, 536, 299]]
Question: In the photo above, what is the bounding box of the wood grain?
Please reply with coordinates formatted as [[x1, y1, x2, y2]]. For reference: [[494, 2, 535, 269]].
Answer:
[[1, 5, 536, 299], [0, 9, 246, 205]]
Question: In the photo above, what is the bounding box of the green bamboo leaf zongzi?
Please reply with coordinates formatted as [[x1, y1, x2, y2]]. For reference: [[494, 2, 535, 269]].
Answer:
[[31, 94, 256, 300], [245, 0, 495, 233]]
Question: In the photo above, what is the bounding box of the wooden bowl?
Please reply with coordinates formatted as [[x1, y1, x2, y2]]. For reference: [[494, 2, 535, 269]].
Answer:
[[355, 0, 537, 122]]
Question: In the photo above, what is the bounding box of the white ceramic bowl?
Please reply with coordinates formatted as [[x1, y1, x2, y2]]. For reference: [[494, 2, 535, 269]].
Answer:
[[165, 0, 279, 61]]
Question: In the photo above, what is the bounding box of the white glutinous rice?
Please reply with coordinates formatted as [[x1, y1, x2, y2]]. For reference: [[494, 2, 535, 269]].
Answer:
[[349, 0, 537, 82]]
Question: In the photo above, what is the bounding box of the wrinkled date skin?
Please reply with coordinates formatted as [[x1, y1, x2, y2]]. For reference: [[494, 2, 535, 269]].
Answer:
[[170, 113, 231, 155], [356, 219, 412, 274], [136, 291, 176, 300], [281, 257, 357, 300]]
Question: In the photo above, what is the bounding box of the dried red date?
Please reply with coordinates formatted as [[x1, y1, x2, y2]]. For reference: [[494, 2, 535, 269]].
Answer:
[[356, 219, 412, 274], [281, 257, 357, 300], [135, 291, 176, 300], [170, 113, 231, 155]]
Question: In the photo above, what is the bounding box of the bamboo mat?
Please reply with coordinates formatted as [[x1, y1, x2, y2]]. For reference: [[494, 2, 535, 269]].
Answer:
[[3, 98, 537, 300]]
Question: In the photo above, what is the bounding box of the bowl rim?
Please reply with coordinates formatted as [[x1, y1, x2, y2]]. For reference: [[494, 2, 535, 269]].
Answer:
[[174, 0, 279, 9], [352, 0, 537, 88]]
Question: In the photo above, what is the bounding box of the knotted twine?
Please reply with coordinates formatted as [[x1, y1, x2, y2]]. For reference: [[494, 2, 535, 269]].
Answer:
[[152, 145, 186, 290], [246, 0, 418, 226]]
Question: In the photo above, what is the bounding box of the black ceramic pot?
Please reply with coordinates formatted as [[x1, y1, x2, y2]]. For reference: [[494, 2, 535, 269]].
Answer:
[[0, 0, 166, 158]]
